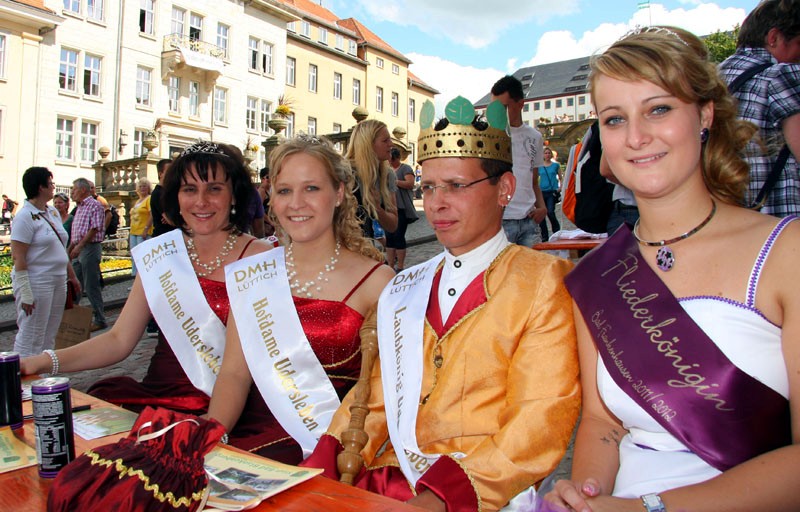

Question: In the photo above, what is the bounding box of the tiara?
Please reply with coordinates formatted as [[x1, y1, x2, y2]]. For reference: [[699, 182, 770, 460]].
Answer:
[[417, 96, 512, 164], [620, 25, 689, 47], [180, 140, 229, 157]]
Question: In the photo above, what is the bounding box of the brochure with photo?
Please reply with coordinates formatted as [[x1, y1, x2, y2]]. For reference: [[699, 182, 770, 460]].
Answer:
[[0, 427, 37, 474], [203, 446, 322, 511]]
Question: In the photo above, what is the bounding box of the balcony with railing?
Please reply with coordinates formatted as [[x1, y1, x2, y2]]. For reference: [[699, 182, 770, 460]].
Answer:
[[161, 33, 225, 82]]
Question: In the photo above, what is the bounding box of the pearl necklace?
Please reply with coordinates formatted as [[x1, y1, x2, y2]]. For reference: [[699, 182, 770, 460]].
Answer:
[[286, 241, 341, 298], [633, 200, 716, 272], [186, 230, 240, 277]]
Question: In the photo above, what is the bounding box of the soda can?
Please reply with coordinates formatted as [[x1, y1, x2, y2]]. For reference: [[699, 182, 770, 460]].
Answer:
[[31, 377, 75, 478], [0, 351, 23, 430]]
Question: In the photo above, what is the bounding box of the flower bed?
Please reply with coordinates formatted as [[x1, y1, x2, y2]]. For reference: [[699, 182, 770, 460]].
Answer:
[[0, 254, 132, 297]]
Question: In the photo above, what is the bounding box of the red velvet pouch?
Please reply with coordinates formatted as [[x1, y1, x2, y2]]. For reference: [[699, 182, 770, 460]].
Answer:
[[47, 406, 225, 512]]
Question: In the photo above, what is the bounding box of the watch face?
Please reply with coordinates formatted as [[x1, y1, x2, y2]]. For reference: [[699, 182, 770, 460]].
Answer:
[[642, 494, 665, 511]]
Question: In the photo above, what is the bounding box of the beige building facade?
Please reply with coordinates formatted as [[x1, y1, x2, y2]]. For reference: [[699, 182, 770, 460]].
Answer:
[[0, 0, 436, 197]]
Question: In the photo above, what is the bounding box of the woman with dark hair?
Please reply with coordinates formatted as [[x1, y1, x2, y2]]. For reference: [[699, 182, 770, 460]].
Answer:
[[21, 143, 275, 450], [545, 26, 800, 512], [11, 167, 80, 356]]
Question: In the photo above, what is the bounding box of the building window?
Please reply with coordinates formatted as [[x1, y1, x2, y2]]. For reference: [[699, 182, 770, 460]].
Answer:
[[63, 0, 80, 14], [246, 97, 258, 131], [260, 100, 271, 132], [544, 100, 551, 109], [352, 78, 360, 105], [262, 42, 273, 75], [567, 97, 574, 107], [349, 39, 357, 55], [0, 34, 5, 79], [59, 48, 79, 92], [376, 86, 383, 112], [391, 92, 399, 117], [139, 0, 154, 35], [555, 99, 562, 108], [171, 6, 185, 35], [87, 0, 104, 20], [578, 95, 586, 105], [189, 81, 199, 117], [56, 117, 74, 160], [335, 34, 344, 51], [189, 13, 202, 41], [409, 99, 415, 123], [168, 76, 180, 112], [286, 57, 296, 86], [318, 27, 327, 45], [307, 117, 316, 136], [333, 122, 342, 133], [308, 64, 317, 93], [213, 87, 227, 124], [523, 103, 529, 112], [333, 72, 342, 100], [287, 21, 296, 33], [133, 129, 146, 157], [376, 57, 384, 69], [249, 38, 273, 75], [216, 23, 229, 58], [80, 121, 99, 162], [135, 66, 151, 106], [534, 102, 540, 111], [286, 113, 294, 137], [83, 54, 101, 97], [301, 21, 310, 38], [392, 63, 399, 74]]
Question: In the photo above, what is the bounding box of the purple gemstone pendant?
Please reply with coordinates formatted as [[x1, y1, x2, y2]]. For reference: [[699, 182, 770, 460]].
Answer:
[[656, 246, 675, 271]]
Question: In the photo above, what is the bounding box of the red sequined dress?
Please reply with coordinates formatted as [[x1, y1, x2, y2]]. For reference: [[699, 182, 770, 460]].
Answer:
[[89, 273, 372, 464]]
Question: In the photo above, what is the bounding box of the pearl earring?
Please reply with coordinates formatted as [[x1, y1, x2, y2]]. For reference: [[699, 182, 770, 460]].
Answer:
[[506, 195, 512, 201], [231, 205, 236, 215]]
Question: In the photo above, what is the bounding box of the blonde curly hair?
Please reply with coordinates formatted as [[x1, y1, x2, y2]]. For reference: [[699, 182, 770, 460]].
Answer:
[[589, 26, 757, 206], [268, 135, 384, 262], [344, 119, 395, 218]]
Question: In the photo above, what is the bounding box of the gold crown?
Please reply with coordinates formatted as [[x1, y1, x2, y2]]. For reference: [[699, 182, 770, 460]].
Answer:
[[417, 96, 512, 164]]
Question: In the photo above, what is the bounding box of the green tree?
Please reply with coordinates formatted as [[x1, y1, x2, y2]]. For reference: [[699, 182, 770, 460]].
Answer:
[[705, 25, 740, 63]]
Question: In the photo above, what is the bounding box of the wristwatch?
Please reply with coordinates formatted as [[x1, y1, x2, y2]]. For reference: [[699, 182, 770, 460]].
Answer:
[[641, 493, 667, 512]]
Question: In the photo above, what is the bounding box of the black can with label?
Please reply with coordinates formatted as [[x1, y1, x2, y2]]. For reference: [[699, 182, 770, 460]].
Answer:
[[31, 377, 75, 478], [0, 351, 23, 430]]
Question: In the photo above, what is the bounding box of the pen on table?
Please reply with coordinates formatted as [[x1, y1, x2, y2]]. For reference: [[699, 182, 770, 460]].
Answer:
[[23, 404, 91, 421]]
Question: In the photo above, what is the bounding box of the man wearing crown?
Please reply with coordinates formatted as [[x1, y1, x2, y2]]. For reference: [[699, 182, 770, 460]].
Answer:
[[303, 97, 580, 511]]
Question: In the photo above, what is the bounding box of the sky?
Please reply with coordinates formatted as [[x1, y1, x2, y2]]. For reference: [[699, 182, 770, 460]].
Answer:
[[322, 0, 754, 112]]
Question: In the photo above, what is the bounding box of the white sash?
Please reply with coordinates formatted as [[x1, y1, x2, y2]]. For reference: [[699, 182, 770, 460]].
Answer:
[[132, 230, 226, 396], [377, 252, 448, 485], [224, 247, 341, 457]]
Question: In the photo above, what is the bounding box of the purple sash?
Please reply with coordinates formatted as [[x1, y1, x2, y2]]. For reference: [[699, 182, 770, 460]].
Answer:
[[564, 226, 790, 471]]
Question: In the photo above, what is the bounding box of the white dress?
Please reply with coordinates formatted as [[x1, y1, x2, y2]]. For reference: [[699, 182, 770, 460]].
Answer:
[[597, 217, 794, 498]]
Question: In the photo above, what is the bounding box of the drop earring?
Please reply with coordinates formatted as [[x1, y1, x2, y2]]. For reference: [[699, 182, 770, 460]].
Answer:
[[700, 128, 709, 143], [231, 205, 237, 215]]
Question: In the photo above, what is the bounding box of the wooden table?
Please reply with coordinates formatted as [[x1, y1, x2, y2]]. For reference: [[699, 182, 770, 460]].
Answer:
[[532, 237, 605, 258], [1, 388, 422, 512]]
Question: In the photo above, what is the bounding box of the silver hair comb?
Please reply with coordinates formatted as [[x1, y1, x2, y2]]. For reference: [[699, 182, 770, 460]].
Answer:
[[180, 140, 230, 157], [621, 26, 689, 47]]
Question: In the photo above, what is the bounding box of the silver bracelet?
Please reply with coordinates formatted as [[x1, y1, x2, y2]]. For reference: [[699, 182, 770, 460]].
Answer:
[[641, 493, 667, 512], [43, 349, 59, 376], [220, 432, 229, 444]]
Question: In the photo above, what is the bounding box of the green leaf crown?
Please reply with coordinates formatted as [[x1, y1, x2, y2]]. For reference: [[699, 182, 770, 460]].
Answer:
[[417, 96, 511, 164]]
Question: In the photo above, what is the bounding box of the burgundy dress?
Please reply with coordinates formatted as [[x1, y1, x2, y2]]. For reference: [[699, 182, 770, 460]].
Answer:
[[89, 269, 376, 464]]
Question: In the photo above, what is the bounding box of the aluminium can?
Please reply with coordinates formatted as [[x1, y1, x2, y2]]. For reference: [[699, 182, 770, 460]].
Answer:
[[31, 377, 75, 478], [0, 351, 23, 430]]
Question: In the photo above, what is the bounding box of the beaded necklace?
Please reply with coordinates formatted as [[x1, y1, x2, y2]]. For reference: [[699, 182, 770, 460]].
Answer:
[[185, 229, 240, 277], [285, 241, 341, 298]]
